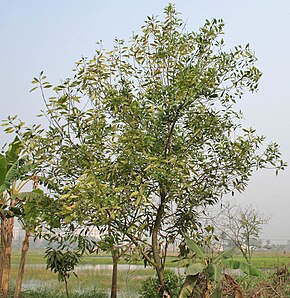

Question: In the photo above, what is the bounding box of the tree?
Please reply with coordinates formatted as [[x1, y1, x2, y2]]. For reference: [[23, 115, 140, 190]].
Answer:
[[13, 176, 44, 298], [0, 136, 27, 297], [209, 202, 269, 263], [45, 248, 82, 298], [0, 136, 40, 297], [7, 4, 285, 297], [0, 134, 50, 298]]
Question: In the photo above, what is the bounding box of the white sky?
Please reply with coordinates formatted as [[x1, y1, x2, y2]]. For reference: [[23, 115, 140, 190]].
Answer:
[[1, 0, 289, 242]]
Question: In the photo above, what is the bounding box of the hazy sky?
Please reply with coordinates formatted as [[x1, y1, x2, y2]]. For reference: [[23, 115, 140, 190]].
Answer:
[[1, 0, 289, 242]]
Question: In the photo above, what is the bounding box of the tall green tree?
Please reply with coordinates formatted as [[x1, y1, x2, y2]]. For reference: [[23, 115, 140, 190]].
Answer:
[[9, 4, 285, 297]]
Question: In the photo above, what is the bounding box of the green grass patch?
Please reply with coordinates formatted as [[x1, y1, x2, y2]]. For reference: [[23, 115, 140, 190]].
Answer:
[[13, 289, 107, 298], [233, 252, 290, 269]]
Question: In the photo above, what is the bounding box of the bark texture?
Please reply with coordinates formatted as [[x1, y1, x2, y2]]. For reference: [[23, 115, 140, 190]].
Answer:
[[1, 217, 14, 297], [110, 250, 118, 298], [13, 231, 30, 298]]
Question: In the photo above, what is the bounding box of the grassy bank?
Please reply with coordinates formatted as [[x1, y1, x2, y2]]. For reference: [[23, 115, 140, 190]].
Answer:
[[7, 289, 108, 298]]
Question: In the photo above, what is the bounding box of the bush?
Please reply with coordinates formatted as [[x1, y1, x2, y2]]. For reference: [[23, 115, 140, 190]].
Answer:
[[139, 270, 182, 298]]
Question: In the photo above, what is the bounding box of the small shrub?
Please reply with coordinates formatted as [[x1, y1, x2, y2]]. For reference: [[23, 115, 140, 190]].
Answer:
[[139, 270, 182, 298]]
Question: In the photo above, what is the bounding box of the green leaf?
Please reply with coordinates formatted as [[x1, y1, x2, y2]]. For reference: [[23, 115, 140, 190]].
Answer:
[[32, 188, 44, 195], [179, 275, 198, 298], [213, 249, 234, 263], [183, 234, 205, 258], [0, 182, 10, 192], [30, 86, 38, 92], [4, 162, 18, 183], [10, 206, 23, 216], [0, 161, 19, 192], [222, 259, 265, 277], [0, 154, 7, 186], [187, 263, 206, 275], [130, 191, 139, 197], [6, 136, 22, 168], [17, 189, 44, 201], [208, 263, 221, 282]]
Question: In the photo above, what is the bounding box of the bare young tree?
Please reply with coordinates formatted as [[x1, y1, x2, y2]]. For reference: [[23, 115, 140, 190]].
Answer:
[[210, 202, 269, 263]]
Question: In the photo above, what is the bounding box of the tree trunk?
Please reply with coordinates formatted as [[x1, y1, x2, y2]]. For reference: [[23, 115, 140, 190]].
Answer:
[[152, 189, 170, 298], [13, 231, 30, 298], [0, 251, 4, 294], [64, 277, 69, 298], [110, 249, 118, 298], [0, 216, 6, 288], [156, 267, 170, 298], [1, 216, 14, 297]]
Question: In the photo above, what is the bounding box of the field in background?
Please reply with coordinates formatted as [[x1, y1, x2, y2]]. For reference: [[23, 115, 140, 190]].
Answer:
[[12, 249, 290, 268]]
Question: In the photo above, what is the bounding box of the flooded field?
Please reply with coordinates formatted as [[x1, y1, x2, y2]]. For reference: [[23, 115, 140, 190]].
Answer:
[[10, 261, 157, 297]]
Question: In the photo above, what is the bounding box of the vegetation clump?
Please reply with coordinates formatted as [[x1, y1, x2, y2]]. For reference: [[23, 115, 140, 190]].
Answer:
[[139, 270, 182, 298]]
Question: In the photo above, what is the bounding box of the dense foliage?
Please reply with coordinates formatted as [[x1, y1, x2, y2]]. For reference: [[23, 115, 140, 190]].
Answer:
[[139, 270, 181, 298]]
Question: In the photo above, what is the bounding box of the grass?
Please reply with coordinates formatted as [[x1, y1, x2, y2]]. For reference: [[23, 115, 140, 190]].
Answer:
[[9, 289, 108, 298], [9, 249, 290, 297], [11, 249, 290, 267], [233, 251, 290, 269]]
